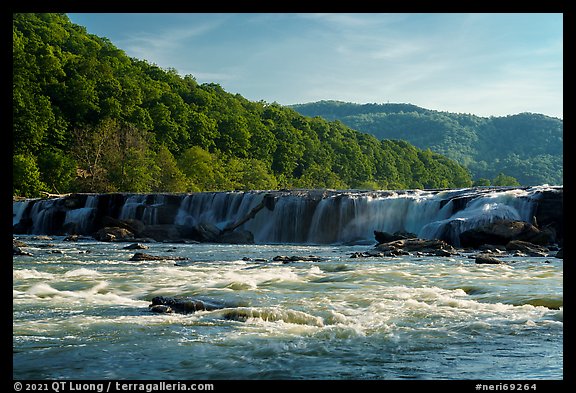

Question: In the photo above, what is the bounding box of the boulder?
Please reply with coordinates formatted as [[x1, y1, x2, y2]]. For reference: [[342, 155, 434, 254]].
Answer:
[[375, 238, 455, 255], [217, 229, 254, 244], [94, 227, 134, 242], [505, 240, 549, 257], [148, 296, 224, 314], [129, 252, 188, 261], [532, 189, 563, 244], [374, 230, 417, 244], [138, 225, 181, 242], [273, 255, 324, 263], [350, 249, 408, 258], [192, 222, 222, 242], [475, 254, 504, 264], [459, 219, 553, 248], [13, 217, 33, 234], [101, 216, 145, 236], [123, 243, 149, 250], [477, 244, 507, 253], [13, 238, 28, 248], [13, 245, 32, 256]]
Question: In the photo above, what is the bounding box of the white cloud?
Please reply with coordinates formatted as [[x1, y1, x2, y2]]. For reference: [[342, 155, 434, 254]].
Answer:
[[69, 13, 562, 118]]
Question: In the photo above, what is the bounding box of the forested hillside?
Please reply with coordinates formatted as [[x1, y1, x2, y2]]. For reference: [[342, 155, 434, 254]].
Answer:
[[291, 101, 563, 186], [13, 13, 473, 197]]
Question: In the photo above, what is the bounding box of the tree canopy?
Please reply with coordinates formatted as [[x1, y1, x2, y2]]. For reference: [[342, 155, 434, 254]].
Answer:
[[292, 101, 563, 186], [13, 13, 474, 197]]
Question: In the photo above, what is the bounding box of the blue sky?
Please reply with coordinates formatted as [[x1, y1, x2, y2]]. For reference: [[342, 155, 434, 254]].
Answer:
[[67, 13, 563, 119]]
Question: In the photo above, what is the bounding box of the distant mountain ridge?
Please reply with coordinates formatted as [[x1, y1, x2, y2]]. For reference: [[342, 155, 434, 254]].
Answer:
[[291, 100, 563, 186]]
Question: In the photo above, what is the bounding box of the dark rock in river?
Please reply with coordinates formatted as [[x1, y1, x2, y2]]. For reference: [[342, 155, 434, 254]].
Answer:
[[459, 219, 553, 248], [475, 254, 504, 264], [532, 189, 563, 245], [102, 216, 146, 237], [13, 238, 29, 248], [505, 240, 549, 257], [123, 243, 149, 250], [13, 246, 33, 256], [217, 229, 254, 244], [374, 230, 417, 244], [94, 227, 134, 242], [13, 238, 34, 255], [149, 296, 224, 314], [273, 255, 324, 263], [139, 224, 182, 242], [555, 248, 563, 259], [129, 252, 189, 261], [191, 222, 222, 242], [375, 238, 456, 255]]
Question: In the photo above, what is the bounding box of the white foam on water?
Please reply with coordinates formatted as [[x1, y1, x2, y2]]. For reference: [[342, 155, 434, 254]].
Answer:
[[14, 269, 56, 280], [63, 268, 102, 277], [22, 281, 146, 307]]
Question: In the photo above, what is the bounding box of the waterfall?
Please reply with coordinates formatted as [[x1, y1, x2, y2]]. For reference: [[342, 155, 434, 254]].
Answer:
[[12, 186, 561, 245], [119, 194, 169, 225], [174, 192, 261, 229], [247, 194, 316, 243], [13, 199, 32, 227], [62, 195, 99, 234], [420, 188, 538, 246]]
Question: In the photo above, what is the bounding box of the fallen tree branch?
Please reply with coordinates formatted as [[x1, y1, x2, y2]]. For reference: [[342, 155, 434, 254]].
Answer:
[[40, 191, 71, 199]]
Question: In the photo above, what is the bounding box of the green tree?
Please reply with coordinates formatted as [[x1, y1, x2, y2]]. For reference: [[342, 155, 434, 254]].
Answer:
[[153, 145, 189, 192], [37, 149, 76, 193], [177, 146, 220, 191], [473, 178, 491, 187], [492, 173, 520, 186], [13, 154, 47, 197]]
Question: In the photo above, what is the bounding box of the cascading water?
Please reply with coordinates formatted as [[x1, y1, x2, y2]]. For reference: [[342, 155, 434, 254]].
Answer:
[[174, 192, 263, 229], [420, 188, 538, 246], [12, 186, 560, 245], [62, 194, 99, 234], [13, 199, 31, 227]]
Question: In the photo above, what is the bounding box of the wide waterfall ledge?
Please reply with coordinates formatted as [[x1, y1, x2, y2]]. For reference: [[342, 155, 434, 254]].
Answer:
[[13, 186, 563, 247]]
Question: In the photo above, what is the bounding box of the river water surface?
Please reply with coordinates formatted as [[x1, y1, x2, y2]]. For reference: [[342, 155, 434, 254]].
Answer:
[[13, 237, 563, 380]]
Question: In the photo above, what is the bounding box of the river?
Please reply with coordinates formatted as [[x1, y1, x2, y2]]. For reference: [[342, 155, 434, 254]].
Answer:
[[12, 237, 563, 380]]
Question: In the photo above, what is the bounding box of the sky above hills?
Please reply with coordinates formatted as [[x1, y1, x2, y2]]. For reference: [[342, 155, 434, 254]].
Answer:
[[67, 13, 563, 119]]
